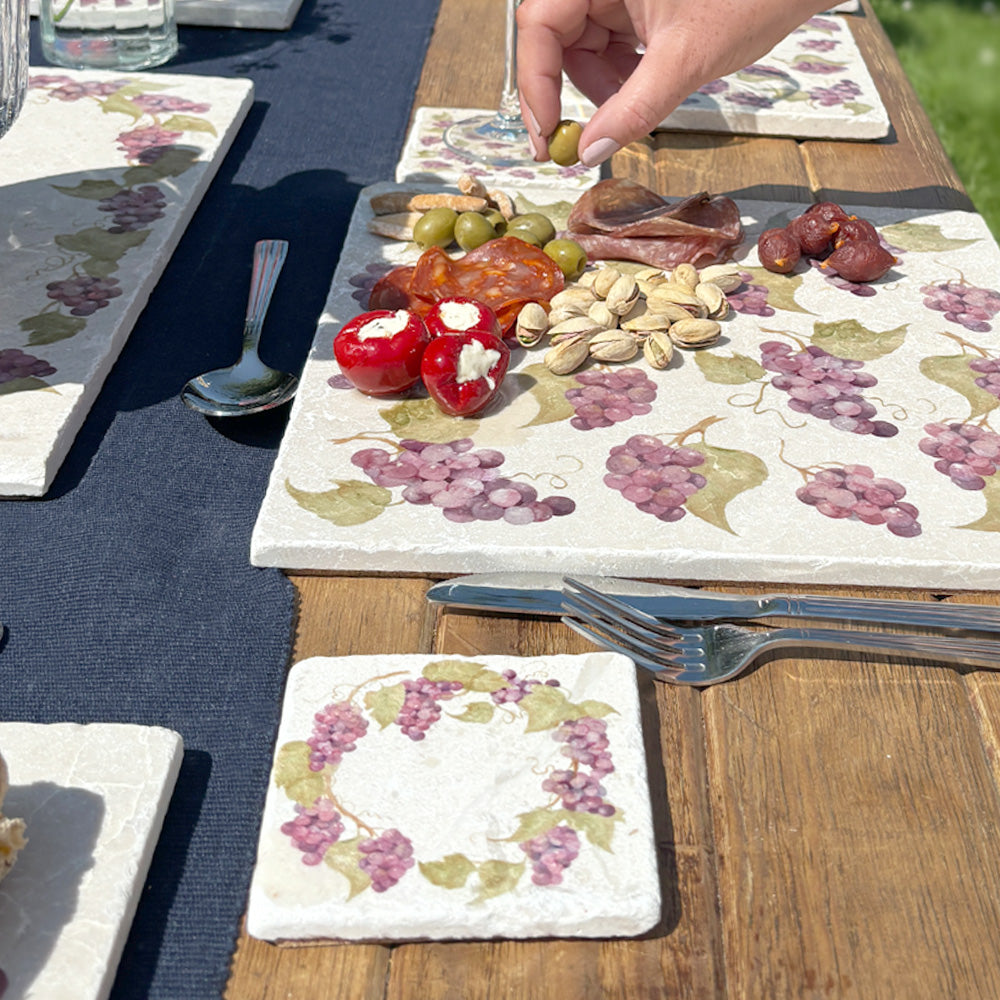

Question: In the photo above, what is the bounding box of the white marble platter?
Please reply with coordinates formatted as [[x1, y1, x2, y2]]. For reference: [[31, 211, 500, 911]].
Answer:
[[0, 723, 183, 1000], [562, 13, 888, 140], [251, 180, 1000, 590], [246, 652, 660, 942], [29, 0, 303, 30], [0, 69, 253, 498]]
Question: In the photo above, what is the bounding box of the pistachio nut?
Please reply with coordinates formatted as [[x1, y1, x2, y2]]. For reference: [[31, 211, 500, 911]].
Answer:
[[548, 286, 597, 313], [670, 262, 699, 290], [515, 301, 550, 347], [620, 300, 672, 332], [592, 266, 622, 299], [588, 329, 640, 362], [697, 264, 744, 293], [645, 284, 708, 318], [634, 266, 667, 284], [548, 314, 605, 339], [694, 280, 727, 319], [587, 300, 618, 329], [668, 317, 722, 348], [605, 273, 641, 315], [576, 270, 598, 290], [544, 333, 592, 374], [643, 329, 674, 369]]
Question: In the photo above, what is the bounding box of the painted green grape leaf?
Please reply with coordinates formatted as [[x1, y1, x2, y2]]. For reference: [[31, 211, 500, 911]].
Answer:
[[55, 226, 149, 261], [505, 808, 563, 843], [695, 351, 766, 385], [879, 221, 979, 253], [475, 859, 525, 901], [0, 376, 54, 396], [743, 266, 813, 314], [162, 114, 217, 135], [685, 442, 768, 535], [52, 178, 124, 201], [574, 700, 617, 720], [365, 683, 406, 729], [811, 318, 907, 361], [286, 478, 392, 526], [98, 91, 144, 120], [919, 355, 999, 419], [448, 701, 495, 724], [519, 685, 615, 732], [516, 363, 578, 427], [379, 395, 481, 442], [20, 312, 87, 346], [843, 101, 874, 116], [419, 853, 477, 889], [113, 81, 173, 98], [122, 147, 201, 183], [324, 838, 370, 899], [464, 669, 510, 693], [957, 473, 1000, 532], [273, 740, 326, 805], [563, 810, 619, 852], [423, 658, 487, 686]]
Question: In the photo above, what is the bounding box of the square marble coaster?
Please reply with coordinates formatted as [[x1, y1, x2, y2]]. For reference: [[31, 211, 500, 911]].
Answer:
[[0, 69, 253, 498], [0, 723, 183, 1000], [251, 181, 1000, 590], [562, 14, 888, 140], [247, 652, 660, 942], [396, 106, 600, 191]]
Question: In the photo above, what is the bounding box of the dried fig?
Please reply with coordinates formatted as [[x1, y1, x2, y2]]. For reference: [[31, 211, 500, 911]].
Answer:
[[823, 240, 897, 282], [803, 200, 851, 225], [787, 213, 839, 256], [757, 227, 802, 274], [833, 217, 880, 248]]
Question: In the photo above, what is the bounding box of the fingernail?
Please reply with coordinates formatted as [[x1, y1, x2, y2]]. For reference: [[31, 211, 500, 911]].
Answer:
[[527, 129, 544, 161], [580, 137, 620, 168]]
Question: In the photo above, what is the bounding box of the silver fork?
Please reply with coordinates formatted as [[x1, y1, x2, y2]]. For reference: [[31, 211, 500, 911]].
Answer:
[[561, 580, 1000, 686]]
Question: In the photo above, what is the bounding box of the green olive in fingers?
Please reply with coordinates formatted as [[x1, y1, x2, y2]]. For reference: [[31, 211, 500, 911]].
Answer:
[[506, 212, 556, 246], [548, 119, 583, 166], [454, 211, 496, 251], [543, 238, 587, 280], [413, 207, 458, 249]]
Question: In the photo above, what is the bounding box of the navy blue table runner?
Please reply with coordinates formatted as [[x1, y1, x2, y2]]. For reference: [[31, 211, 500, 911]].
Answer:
[[2, 4, 440, 996]]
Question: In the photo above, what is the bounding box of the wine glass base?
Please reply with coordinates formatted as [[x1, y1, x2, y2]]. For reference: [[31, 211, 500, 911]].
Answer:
[[443, 113, 536, 169]]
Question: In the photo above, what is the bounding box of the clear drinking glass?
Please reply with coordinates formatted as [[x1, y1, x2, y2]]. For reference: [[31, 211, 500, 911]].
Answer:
[[443, 0, 536, 168], [0, 0, 28, 138], [40, 0, 178, 71]]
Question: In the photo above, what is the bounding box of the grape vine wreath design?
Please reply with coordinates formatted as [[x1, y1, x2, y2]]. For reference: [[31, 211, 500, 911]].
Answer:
[[0, 75, 215, 397], [273, 659, 621, 899]]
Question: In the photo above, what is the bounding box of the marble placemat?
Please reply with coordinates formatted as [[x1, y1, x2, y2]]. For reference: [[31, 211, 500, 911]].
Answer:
[[561, 13, 888, 140], [0, 68, 253, 498], [246, 652, 660, 942], [252, 180, 1000, 590], [0, 723, 183, 1000]]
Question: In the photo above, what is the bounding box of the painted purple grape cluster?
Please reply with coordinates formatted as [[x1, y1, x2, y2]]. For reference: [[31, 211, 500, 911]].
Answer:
[[45, 275, 123, 316], [541, 716, 616, 817], [490, 669, 561, 705], [809, 79, 862, 106], [970, 357, 1000, 400], [98, 185, 167, 232], [761, 341, 898, 436], [358, 829, 415, 892], [394, 677, 464, 740], [116, 124, 183, 162], [565, 367, 657, 431], [281, 798, 345, 866], [728, 273, 774, 317], [921, 281, 1000, 333], [306, 701, 369, 771], [555, 717, 614, 777], [808, 256, 878, 298], [919, 421, 1000, 491], [352, 439, 576, 524], [604, 434, 706, 523], [796, 465, 921, 537], [519, 825, 581, 886], [0, 348, 56, 384]]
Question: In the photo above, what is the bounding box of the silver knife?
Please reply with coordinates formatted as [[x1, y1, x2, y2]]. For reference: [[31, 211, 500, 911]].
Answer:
[[426, 573, 1000, 633]]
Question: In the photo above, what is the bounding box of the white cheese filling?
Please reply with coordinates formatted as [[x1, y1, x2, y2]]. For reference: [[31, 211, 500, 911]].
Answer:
[[455, 339, 501, 388], [357, 310, 411, 341], [437, 300, 481, 331]]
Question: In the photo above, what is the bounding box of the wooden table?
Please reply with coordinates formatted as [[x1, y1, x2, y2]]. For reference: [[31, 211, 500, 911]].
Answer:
[[225, 2, 1000, 996]]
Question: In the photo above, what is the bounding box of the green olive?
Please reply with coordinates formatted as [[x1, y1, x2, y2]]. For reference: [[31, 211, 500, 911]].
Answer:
[[454, 211, 497, 251], [508, 229, 544, 248], [506, 212, 556, 246], [548, 119, 583, 167], [413, 207, 458, 249], [482, 209, 507, 235], [543, 238, 588, 280]]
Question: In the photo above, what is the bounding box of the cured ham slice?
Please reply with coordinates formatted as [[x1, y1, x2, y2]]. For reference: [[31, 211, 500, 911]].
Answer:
[[564, 179, 743, 268]]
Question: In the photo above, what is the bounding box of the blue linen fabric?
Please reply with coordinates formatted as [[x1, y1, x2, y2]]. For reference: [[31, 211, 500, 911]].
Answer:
[[3, 3, 440, 996]]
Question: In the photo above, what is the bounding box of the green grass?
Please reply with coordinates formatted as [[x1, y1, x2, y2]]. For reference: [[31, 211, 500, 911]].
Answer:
[[869, 0, 1000, 236]]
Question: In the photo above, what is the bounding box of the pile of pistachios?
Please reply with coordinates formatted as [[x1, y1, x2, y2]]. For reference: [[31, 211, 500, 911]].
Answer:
[[516, 261, 743, 375]]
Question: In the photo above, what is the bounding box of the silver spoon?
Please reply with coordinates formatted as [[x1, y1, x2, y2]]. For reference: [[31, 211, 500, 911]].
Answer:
[[181, 239, 298, 417]]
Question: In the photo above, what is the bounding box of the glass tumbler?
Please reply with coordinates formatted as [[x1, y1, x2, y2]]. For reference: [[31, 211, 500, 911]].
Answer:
[[40, 0, 178, 71], [0, 0, 28, 138]]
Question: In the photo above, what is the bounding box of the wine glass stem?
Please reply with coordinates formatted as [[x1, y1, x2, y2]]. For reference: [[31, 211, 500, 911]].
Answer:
[[496, 0, 522, 127]]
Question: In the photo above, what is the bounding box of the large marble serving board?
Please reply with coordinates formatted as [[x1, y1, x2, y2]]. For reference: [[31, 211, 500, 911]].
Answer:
[[0, 723, 183, 1000], [251, 181, 1000, 590], [0, 69, 253, 498], [246, 652, 660, 942], [562, 13, 888, 140]]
